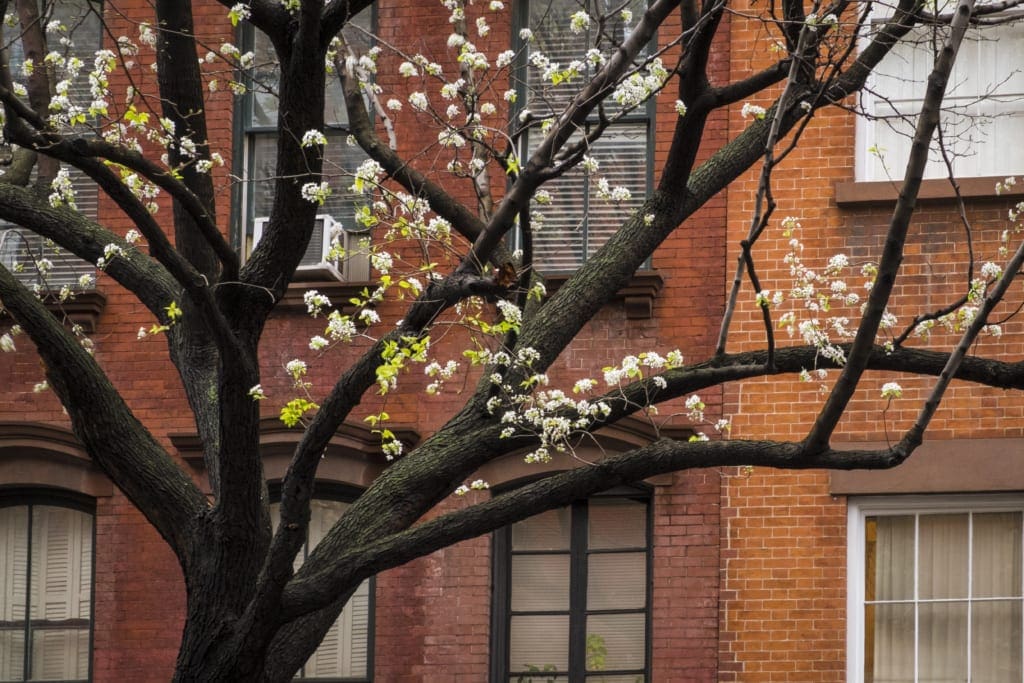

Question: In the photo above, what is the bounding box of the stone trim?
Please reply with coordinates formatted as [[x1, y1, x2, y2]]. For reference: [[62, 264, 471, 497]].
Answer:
[[0, 421, 112, 497]]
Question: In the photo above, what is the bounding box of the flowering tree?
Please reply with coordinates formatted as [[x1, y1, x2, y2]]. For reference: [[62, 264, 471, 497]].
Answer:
[[0, 0, 1022, 678]]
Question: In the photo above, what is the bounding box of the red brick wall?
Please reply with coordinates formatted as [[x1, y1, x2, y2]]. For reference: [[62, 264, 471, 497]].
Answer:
[[719, 0, 1024, 677], [0, 0, 733, 679]]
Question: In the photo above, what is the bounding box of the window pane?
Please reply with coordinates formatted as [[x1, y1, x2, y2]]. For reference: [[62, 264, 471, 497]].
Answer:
[[510, 677, 568, 683], [587, 553, 645, 610], [973, 512, 1022, 598], [509, 615, 569, 673], [918, 602, 968, 682], [972, 600, 1022, 681], [512, 508, 571, 551], [0, 630, 25, 682], [248, 133, 369, 227], [29, 629, 89, 682], [249, 11, 372, 128], [530, 123, 647, 272], [866, 603, 913, 683], [866, 515, 914, 601], [585, 613, 644, 672], [919, 514, 968, 600], [586, 677, 645, 683], [512, 555, 569, 611], [588, 498, 645, 549]]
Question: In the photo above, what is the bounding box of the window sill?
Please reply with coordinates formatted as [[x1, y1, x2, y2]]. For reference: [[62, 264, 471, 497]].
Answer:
[[0, 289, 106, 333], [275, 276, 371, 313], [542, 269, 664, 319], [835, 175, 1024, 208]]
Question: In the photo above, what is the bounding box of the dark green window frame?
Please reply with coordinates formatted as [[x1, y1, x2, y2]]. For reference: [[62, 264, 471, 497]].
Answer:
[[491, 485, 652, 682]]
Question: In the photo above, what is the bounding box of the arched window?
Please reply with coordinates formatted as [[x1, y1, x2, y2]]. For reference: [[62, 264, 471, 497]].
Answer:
[[270, 487, 373, 681], [0, 491, 94, 682]]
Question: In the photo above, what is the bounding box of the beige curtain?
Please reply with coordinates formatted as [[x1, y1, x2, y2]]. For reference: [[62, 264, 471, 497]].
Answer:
[[868, 511, 1022, 683]]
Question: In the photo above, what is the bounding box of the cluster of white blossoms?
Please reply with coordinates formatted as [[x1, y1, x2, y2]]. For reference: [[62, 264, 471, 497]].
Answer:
[[611, 58, 669, 109], [454, 479, 490, 496]]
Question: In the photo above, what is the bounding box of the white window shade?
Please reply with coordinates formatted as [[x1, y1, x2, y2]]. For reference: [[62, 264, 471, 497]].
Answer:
[[859, 18, 1024, 181]]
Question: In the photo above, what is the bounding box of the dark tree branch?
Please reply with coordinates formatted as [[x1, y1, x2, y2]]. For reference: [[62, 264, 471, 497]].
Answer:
[[0, 265, 208, 560], [804, 0, 972, 451], [281, 434, 914, 618]]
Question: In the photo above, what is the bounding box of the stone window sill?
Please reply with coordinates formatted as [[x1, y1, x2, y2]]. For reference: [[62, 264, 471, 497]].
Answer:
[[835, 175, 1024, 208], [1, 289, 106, 333], [542, 269, 664, 319]]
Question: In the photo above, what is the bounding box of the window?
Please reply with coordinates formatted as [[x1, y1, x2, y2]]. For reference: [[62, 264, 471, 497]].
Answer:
[[492, 489, 651, 682], [516, 0, 652, 272], [848, 495, 1024, 682], [269, 497, 372, 681], [0, 496, 94, 682], [0, 0, 101, 294], [237, 13, 373, 281], [858, 11, 1024, 181]]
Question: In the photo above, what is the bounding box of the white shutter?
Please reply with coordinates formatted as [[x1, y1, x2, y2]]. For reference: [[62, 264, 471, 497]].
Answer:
[[0, 507, 28, 681], [29, 506, 92, 682], [270, 499, 372, 679]]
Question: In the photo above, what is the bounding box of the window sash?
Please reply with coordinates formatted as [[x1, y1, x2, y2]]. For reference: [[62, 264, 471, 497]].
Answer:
[[495, 494, 650, 682], [848, 495, 1024, 683], [857, 17, 1024, 181]]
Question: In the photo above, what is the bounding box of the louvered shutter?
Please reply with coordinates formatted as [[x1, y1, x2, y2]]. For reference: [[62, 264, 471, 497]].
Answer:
[[270, 499, 372, 679], [29, 506, 91, 682], [0, 507, 28, 681]]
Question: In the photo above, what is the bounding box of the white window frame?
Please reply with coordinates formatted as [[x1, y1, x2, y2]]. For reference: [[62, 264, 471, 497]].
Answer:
[[856, 10, 1024, 182], [847, 493, 1024, 682]]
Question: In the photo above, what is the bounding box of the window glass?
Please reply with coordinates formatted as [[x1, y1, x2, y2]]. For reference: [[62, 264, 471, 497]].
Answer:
[[859, 503, 1023, 682], [518, 0, 651, 273], [269, 498, 371, 681], [497, 493, 649, 682], [860, 17, 1024, 180], [0, 502, 93, 683], [0, 0, 100, 293]]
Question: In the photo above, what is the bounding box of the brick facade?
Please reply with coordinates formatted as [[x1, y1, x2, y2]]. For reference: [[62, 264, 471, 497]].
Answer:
[[3, 0, 1017, 681]]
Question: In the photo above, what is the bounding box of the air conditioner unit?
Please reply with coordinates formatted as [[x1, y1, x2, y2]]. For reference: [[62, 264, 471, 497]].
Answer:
[[0, 227, 96, 291], [251, 214, 370, 282]]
